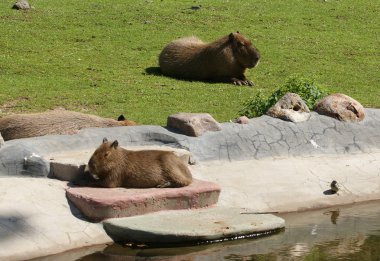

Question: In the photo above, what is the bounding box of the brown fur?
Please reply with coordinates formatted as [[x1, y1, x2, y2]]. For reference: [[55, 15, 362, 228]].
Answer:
[[0, 109, 137, 141], [78, 138, 192, 188], [159, 32, 260, 86]]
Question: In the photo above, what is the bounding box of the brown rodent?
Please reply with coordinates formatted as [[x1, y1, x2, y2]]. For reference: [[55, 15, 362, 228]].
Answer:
[[75, 138, 193, 188], [159, 32, 260, 86], [0, 109, 137, 141]]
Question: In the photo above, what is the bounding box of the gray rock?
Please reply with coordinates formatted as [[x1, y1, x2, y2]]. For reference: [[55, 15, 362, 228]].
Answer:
[[266, 93, 311, 122], [167, 113, 221, 137], [103, 207, 285, 244], [12, 0, 31, 10], [314, 93, 365, 122]]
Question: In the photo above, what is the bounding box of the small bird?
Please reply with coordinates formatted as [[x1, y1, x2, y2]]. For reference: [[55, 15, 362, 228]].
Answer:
[[330, 180, 340, 194]]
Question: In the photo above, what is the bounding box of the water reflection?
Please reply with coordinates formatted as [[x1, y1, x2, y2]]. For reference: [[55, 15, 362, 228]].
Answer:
[[36, 201, 380, 261]]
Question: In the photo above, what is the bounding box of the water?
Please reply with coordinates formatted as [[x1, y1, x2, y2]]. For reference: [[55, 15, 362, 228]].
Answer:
[[36, 201, 380, 261]]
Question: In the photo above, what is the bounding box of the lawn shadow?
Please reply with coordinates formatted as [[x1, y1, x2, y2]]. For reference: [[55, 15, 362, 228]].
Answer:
[[145, 66, 162, 76]]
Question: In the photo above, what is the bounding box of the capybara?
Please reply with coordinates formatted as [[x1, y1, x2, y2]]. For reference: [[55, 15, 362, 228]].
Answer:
[[159, 32, 260, 86], [0, 109, 137, 141], [74, 138, 193, 188]]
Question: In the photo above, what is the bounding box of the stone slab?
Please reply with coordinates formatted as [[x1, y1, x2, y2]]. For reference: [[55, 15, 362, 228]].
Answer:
[[66, 179, 220, 222], [103, 207, 285, 245], [47, 146, 193, 181]]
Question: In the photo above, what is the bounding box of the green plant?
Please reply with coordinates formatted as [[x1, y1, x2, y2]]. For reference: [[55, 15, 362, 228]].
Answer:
[[239, 76, 329, 118]]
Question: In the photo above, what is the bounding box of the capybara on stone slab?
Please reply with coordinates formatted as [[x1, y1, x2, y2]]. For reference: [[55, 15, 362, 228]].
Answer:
[[0, 109, 137, 141], [159, 32, 260, 86], [74, 138, 193, 188]]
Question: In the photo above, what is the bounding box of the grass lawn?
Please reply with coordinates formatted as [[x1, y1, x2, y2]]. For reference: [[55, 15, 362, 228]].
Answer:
[[0, 0, 379, 125]]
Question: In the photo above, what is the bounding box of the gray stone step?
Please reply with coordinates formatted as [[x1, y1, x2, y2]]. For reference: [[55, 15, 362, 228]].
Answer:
[[102, 207, 285, 245]]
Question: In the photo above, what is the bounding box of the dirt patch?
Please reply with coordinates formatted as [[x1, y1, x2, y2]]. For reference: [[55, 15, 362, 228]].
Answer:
[[0, 97, 30, 114]]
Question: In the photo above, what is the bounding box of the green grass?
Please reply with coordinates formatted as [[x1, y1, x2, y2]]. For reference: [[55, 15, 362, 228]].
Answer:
[[0, 0, 379, 125]]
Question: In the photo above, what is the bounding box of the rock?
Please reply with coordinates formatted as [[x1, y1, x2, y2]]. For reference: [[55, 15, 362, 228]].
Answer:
[[12, 0, 31, 10], [314, 93, 365, 122], [103, 207, 285, 245], [167, 113, 221, 137], [235, 116, 250, 124], [0, 133, 4, 148], [66, 179, 221, 221], [266, 93, 311, 122]]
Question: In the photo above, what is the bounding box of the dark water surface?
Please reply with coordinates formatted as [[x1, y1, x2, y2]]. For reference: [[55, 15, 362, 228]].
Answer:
[[36, 201, 380, 261]]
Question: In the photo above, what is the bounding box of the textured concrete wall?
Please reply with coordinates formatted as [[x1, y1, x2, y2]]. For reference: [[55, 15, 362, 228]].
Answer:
[[1, 109, 380, 177]]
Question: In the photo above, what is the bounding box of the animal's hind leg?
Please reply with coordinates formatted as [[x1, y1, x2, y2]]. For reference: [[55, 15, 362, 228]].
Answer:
[[165, 162, 193, 187]]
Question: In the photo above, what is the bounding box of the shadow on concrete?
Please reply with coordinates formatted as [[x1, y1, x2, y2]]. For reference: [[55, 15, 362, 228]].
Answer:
[[323, 189, 337, 195], [65, 176, 98, 223], [0, 213, 29, 242], [66, 198, 93, 223]]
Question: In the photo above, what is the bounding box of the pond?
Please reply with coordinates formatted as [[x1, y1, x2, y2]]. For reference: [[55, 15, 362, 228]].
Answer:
[[36, 200, 380, 261]]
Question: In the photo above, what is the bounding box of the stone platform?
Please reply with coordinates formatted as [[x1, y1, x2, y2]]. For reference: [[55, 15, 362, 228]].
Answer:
[[66, 179, 221, 221], [103, 207, 285, 245]]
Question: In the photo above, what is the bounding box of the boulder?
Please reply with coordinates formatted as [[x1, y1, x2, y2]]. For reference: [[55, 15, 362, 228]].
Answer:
[[167, 113, 221, 137], [235, 116, 250, 124], [314, 93, 365, 122], [266, 93, 311, 122], [12, 0, 31, 10]]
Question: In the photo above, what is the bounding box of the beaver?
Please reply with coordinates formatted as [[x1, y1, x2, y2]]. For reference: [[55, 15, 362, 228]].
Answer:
[[0, 109, 137, 141], [159, 32, 260, 86], [74, 138, 193, 188]]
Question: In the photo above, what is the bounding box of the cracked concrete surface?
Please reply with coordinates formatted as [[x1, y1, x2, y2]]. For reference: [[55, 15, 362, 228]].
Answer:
[[1, 109, 380, 177], [1, 109, 380, 260]]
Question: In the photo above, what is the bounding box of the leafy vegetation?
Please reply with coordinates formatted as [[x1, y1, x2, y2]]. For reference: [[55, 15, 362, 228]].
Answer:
[[0, 0, 378, 125], [238, 76, 328, 118]]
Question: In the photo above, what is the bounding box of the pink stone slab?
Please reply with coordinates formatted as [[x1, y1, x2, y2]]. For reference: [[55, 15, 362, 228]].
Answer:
[[66, 179, 220, 222]]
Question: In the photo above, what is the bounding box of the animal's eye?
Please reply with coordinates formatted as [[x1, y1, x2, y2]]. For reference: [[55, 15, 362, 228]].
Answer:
[[104, 151, 110, 158], [238, 41, 245, 46]]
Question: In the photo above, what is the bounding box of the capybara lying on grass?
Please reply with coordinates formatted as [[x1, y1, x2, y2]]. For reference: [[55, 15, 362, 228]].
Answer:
[[159, 32, 260, 86], [74, 138, 192, 188], [0, 109, 136, 141]]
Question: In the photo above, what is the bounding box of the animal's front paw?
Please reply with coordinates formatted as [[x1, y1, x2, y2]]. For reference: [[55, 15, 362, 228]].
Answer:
[[231, 78, 255, 87], [156, 181, 172, 188]]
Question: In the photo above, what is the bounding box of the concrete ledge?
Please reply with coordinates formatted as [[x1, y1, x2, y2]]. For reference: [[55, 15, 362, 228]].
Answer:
[[66, 179, 221, 221], [0, 178, 111, 261], [103, 207, 285, 245], [190, 152, 380, 213]]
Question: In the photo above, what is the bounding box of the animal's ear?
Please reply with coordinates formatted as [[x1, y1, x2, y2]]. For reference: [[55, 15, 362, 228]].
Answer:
[[117, 115, 126, 121], [236, 31, 240, 34], [102, 137, 108, 143], [111, 140, 119, 149], [229, 33, 235, 42]]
